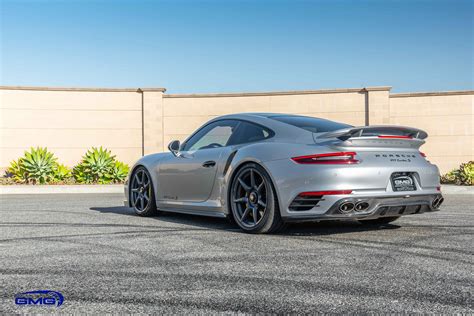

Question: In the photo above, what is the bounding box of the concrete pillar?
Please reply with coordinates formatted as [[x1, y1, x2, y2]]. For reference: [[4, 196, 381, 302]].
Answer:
[[365, 87, 391, 125], [140, 88, 166, 155]]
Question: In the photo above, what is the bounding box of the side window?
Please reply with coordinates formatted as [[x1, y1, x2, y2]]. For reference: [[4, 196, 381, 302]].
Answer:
[[230, 121, 273, 145], [182, 120, 239, 151]]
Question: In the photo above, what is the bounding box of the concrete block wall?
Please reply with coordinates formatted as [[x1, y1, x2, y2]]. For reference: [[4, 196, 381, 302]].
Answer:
[[0, 86, 164, 168], [162, 88, 371, 152], [0, 86, 472, 174], [389, 91, 474, 173]]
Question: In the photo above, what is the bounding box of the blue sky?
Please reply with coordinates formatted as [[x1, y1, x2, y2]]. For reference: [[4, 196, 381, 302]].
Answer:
[[1, 0, 472, 93]]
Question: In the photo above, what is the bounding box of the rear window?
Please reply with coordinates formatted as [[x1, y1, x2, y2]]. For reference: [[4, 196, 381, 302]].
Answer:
[[270, 116, 352, 133]]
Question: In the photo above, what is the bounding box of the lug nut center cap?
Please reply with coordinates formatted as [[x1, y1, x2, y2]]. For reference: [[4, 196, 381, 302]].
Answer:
[[249, 192, 258, 204]]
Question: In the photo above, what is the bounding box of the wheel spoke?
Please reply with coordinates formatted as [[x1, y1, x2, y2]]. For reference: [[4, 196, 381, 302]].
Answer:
[[258, 200, 266, 208], [238, 177, 251, 192], [252, 207, 258, 224], [131, 188, 139, 192], [140, 196, 144, 210], [241, 207, 251, 221], [250, 170, 256, 188], [257, 181, 264, 193], [141, 171, 145, 184], [234, 197, 248, 204], [133, 194, 140, 206], [134, 174, 141, 185]]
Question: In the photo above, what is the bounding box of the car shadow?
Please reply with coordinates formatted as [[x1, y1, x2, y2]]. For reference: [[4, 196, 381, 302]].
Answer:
[[90, 206, 401, 236]]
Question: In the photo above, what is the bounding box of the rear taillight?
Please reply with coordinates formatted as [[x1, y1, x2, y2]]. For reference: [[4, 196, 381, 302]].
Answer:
[[378, 135, 413, 139], [420, 152, 427, 158], [299, 190, 353, 196], [291, 152, 359, 164]]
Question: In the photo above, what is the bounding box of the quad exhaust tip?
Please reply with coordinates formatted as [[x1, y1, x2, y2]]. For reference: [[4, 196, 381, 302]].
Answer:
[[355, 201, 370, 212], [339, 202, 355, 213], [432, 196, 444, 209], [339, 201, 371, 213]]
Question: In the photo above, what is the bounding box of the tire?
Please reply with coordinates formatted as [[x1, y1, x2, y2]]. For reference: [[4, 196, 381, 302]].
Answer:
[[229, 163, 286, 234], [130, 166, 159, 217], [359, 216, 400, 226]]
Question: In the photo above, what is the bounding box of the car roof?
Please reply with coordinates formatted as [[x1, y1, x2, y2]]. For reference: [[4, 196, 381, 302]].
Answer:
[[216, 113, 314, 120]]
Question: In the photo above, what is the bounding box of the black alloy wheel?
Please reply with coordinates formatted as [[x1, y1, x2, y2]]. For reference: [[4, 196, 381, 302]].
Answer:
[[230, 163, 285, 233], [130, 167, 158, 216]]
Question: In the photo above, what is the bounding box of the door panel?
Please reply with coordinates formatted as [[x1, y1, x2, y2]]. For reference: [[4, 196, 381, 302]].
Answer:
[[157, 119, 240, 203], [157, 148, 223, 202]]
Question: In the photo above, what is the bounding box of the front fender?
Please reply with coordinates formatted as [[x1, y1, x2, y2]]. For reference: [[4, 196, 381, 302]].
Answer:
[[124, 152, 171, 207]]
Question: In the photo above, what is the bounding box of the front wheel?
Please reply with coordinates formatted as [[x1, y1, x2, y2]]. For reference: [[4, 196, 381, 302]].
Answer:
[[130, 167, 158, 216], [230, 163, 286, 234], [359, 216, 400, 226]]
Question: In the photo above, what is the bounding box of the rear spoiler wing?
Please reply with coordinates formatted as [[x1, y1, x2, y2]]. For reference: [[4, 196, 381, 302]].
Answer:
[[316, 125, 428, 149], [317, 125, 428, 140]]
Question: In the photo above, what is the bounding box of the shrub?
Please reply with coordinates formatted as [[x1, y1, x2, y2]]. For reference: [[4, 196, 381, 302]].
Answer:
[[73, 147, 129, 184], [52, 163, 73, 183], [7, 159, 27, 183], [7, 147, 58, 184], [110, 161, 130, 183], [441, 161, 473, 186], [4, 146, 129, 185]]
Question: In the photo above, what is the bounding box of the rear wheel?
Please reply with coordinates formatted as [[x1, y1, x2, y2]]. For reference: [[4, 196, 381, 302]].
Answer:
[[230, 163, 286, 234], [359, 216, 400, 226], [130, 167, 158, 216]]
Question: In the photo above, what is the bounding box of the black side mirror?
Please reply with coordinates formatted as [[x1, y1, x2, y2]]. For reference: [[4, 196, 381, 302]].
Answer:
[[168, 140, 181, 156]]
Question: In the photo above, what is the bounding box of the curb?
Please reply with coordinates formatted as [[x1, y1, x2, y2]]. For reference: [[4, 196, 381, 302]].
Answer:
[[0, 184, 471, 195], [440, 185, 473, 195], [0, 185, 123, 195]]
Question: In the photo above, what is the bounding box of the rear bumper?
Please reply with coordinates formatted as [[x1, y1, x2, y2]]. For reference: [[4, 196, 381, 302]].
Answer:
[[263, 155, 442, 221], [282, 193, 443, 222]]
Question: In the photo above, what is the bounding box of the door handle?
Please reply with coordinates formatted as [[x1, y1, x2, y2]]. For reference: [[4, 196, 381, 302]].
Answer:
[[202, 160, 216, 168]]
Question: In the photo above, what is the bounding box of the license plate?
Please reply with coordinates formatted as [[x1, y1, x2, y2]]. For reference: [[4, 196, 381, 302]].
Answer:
[[391, 172, 416, 192]]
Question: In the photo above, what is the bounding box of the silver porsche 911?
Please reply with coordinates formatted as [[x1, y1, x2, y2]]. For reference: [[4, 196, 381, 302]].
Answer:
[[124, 113, 443, 233]]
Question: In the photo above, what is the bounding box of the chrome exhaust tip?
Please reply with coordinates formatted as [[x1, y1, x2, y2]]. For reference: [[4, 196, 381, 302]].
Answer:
[[339, 202, 355, 213], [431, 197, 439, 208], [355, 201, 370, 212], [432, 196, 443, 209]]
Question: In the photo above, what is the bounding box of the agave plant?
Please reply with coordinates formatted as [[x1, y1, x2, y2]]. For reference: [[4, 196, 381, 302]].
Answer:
[[7, 158, 27, 183], [52, 163, 73, 182], [73, 147, 116, 184], [7, 147, 58, 184], [440, 169, 457, 184], [110, 161, 130, 183], [457, 161, 473, 185], [441, 161, 473, 186]]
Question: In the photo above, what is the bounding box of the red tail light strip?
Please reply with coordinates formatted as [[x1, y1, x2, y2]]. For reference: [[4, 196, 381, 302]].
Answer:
[[299, 190, 353, 196], [291, 152, 359, 164], [378, 135, 413, 139]]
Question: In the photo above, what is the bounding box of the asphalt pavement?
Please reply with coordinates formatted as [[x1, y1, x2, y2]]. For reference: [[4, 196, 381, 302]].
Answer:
[[0, 193, 472, 313]]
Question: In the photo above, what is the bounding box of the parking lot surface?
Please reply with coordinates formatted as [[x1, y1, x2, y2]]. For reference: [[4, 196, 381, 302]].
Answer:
[[0, 193, 472, 313]]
